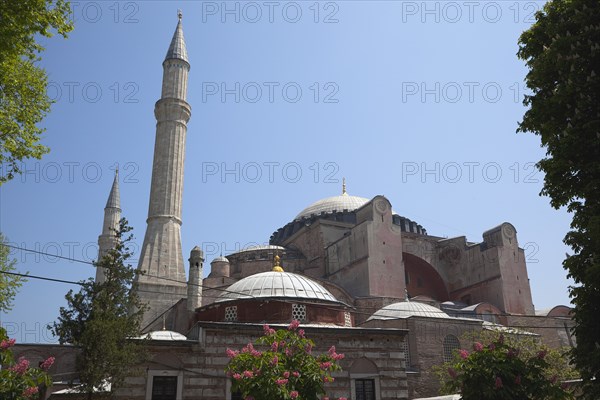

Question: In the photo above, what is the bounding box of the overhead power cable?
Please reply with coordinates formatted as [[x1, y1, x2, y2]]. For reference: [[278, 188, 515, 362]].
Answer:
[[0, 244, 575, 329]]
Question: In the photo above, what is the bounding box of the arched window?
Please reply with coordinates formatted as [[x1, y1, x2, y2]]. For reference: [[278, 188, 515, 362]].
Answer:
[[443, 334, 460, 363], [349, 358, 380, 400]]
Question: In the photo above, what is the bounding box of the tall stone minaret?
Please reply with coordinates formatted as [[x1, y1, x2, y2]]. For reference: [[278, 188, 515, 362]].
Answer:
[[96, 170, 121, 284], [135, 12, 191, 328]]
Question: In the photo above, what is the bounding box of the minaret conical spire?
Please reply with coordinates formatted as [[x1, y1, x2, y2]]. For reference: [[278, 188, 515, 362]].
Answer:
[[136, 13, 192, 330], [165, 10, 188, 63], [96, 170, 121, 284], [105, 169, 120, 209]]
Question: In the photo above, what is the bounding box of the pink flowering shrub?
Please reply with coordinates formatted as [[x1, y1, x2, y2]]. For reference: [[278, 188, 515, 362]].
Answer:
[[0, 327, 53, 399], [226, 320, 347, 400], [436, 333, 574, 400]]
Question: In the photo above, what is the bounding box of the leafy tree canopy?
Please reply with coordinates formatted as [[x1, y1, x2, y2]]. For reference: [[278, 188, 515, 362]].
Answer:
[[49, 219, 147, 396], [517, 1, 600, 397], [0, 232, 25, 312], [0, 0, 73, 184], [434, 330, 577, 400]]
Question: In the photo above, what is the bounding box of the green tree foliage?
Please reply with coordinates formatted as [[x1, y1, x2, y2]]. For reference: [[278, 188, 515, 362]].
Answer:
[[0, 233, 25, 312], [0, 0, 73, 184], [226, 321, 347, 400], [1, 327, 54, 399], [435, 331, 575, 399], [517, 1, 600, 397], [49, 219, 147, 397]]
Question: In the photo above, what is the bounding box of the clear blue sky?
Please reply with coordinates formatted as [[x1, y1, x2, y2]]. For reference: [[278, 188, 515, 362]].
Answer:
[[1, 0, 572, 343]]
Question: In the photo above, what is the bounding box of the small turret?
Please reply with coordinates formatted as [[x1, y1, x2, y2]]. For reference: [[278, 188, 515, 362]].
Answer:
[[187, 246, 204, 312], [96, 170, 121, 283], [208, 256, 230, 278]]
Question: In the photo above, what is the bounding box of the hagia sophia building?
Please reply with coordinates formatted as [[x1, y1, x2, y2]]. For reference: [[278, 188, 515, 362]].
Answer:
[[14, 14, 574, 400]]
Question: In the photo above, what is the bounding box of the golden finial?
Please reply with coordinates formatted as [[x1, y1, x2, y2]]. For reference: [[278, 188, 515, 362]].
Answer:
[[342, 177, 347, 195], [272, 254, 284, 272], [178, 9, 183, 21]]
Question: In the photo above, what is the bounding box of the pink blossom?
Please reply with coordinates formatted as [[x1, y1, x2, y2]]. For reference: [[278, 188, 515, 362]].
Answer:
[[473, 342, 483, 352], [283, 371, 290, 378], [550, 375, 558, 384], [327, 345, 344, 360], [298, 329, 305, 338], [226, 348, 239, 358], [22, 387, 38, 398], [271, 342, 279, 351], [498, 334, 505, 345], [323, 376, 334, 383], [507, 348, 519, 358], [0, 338, 16, 350], [233, 373, 242, 380], [242, 343, 254, 353], [515, 375, 522, 385], [320, 361, 332, 370], [288, 320, 300, 330], [459, 349, 469, 359], [276, 378, 289, 385], [488, 343, 496, 351], [305, 344, 313, 354], [263, 324, 276, 336], [40, 356, 55, 371], [292, 371, 300, 377], [290, 391, 299, 399], [251, 349, 262, 357], [495, 377, 503, 389], [537, 350, 548, 359], [338, 398, 348, 400], [9, 357, 30, 375], [448, 367, 458, 379], [285, 348, 293, 357], [271, 356, 279, 366], [243, 370, 254, 378]]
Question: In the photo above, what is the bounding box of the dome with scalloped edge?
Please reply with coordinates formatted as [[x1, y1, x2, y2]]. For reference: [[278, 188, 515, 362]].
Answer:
[[367, 301, 451, 320], [216, 271, 340, 303], [295, 193, 371, 220]]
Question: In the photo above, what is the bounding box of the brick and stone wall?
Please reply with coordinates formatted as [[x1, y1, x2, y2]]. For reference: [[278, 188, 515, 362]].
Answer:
[[113, 322, 409, 400]]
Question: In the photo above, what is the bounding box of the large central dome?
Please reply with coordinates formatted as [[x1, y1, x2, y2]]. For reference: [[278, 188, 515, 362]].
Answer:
[[216, 271, 340, 303], [295, 192, 370, 220]]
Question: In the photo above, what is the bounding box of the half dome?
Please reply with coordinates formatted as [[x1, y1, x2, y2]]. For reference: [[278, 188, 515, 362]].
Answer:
[[216, 271, 339, 303], [367, 301, 451, 321]]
